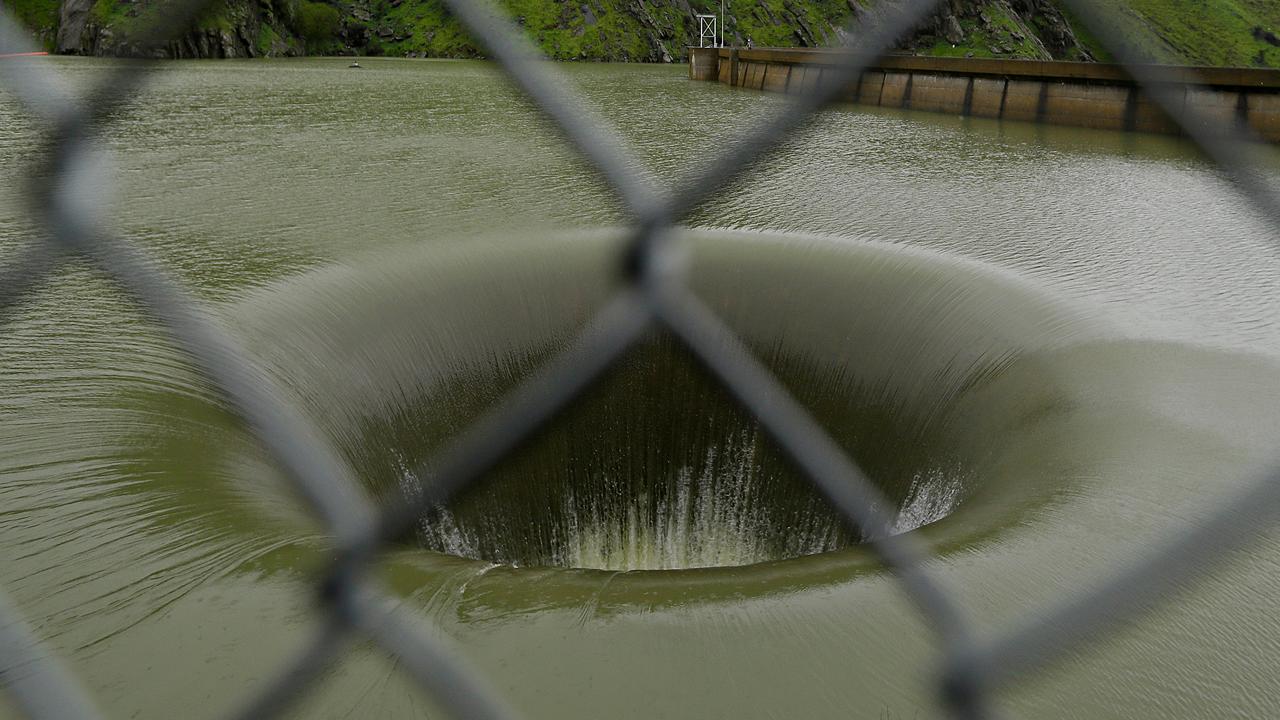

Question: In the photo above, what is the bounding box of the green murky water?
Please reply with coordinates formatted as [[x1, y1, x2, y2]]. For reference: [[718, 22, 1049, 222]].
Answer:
[[4, 56, 1280, 718]]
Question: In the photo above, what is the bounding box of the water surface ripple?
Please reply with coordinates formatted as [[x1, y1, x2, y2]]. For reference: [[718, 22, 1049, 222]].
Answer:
[[3, 57, 1280, 719]]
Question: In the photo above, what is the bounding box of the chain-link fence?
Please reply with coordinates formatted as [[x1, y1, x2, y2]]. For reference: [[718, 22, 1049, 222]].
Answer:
[[3, 1, 1280, 718]]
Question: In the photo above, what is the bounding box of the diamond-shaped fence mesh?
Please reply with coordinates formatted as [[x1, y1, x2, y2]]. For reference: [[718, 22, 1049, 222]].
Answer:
[[2, 0, 1280, 718]]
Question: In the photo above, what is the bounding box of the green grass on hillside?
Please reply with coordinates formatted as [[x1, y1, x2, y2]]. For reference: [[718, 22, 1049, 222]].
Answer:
[[867, 1, 1278, 68], [926, 2, 1061, 60], [8, 0, 60, 49], [22, 0, 1280, 68], [374, 0, 858, 60], [1077, 0, 1280, 66], [7, 0, 59, 29]]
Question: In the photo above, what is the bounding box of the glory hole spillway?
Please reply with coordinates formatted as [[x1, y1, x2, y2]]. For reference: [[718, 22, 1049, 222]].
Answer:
[[4, 57, 1280, 720]]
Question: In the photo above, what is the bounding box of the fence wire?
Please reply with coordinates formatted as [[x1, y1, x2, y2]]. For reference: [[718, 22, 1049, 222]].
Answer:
[[2, 1, 1279, 719]]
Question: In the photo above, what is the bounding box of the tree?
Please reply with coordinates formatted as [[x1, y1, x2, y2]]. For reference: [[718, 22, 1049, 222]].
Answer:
[[297, 1, 339, 50]]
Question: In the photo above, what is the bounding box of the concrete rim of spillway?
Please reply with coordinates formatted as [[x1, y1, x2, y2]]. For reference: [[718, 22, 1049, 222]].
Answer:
[[115, 226, 1280, 611], [185, 228, 1115, 597]]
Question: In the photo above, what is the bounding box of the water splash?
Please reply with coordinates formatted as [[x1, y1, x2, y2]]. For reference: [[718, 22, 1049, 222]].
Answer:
[[893, 467, 967, 535], [554, 433, 784, 571], [407, 429, 967, 571]]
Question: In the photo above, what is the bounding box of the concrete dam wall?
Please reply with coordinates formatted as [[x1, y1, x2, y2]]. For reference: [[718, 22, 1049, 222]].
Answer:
[[688, 47, 1280, 141]]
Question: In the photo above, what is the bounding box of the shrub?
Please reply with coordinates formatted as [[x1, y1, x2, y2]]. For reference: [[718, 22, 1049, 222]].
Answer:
[[297, 1, 339, 48]]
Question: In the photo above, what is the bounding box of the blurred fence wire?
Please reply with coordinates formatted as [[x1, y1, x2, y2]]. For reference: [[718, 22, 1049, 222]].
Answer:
[[3, 1, 1280, 718]]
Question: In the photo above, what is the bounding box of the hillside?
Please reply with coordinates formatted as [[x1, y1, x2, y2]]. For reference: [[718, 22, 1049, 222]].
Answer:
[[9, 0, 1280, 68]]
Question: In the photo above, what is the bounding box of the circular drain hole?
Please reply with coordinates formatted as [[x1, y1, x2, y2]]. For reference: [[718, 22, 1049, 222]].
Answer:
[[404, 334, 971, 571], [228, 229, 1083, 572]]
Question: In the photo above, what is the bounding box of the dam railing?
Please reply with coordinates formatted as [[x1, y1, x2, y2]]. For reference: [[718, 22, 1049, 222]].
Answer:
[[3, 1, 1280, 719]]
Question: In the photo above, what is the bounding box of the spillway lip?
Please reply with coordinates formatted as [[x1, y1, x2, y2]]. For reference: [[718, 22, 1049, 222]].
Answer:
[[216, 226, 1117, 597], [377, 505, 1016, 613], [402, 513, 958, 575]]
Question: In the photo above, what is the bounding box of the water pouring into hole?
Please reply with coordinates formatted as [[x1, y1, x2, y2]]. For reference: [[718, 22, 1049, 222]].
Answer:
[[75, 224, 1280, 716], [227, 228, 1085, 573], [399, 332, 973, 571]]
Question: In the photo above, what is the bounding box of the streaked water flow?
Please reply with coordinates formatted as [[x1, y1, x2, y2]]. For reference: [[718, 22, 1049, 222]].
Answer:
[[4, 57, 1280, 719]]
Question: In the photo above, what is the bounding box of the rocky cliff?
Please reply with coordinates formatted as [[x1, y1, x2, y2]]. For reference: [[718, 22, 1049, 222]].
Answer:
[[14, 0, 1280, 67], [48, 0, 300, 57]]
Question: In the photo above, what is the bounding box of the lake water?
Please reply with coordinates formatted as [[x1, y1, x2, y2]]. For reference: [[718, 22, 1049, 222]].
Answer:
[[4, 56, 1280, 719]]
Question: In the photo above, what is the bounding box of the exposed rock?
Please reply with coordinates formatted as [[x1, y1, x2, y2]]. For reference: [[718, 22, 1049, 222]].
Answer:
[[1255, 26, 1280, 48], [943, 15, 964, 45], [55, 0, 94, 54]]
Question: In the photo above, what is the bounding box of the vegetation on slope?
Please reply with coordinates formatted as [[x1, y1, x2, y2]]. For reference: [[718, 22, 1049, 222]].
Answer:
[[1083, 0, 1280, 67], [7, 0, 62, 49], [312, 1, 860, 62], [910, 1, 1096, 61], [17, 0, 1280, 69]]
